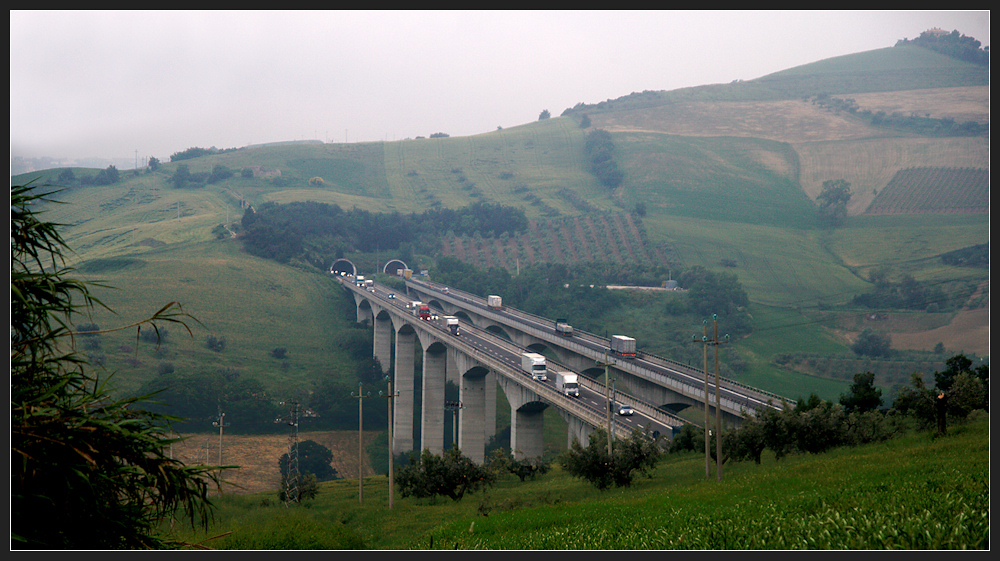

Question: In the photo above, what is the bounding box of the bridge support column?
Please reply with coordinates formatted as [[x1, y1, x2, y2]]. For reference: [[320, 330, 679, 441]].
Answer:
[[512, 404, 546, 460], [451, 351, 494, 464], [393, 327, 416, 456], [563, 415, 594, 450], [421, 344, 447, 455], [458, 368, 487, 465], [498, 377, 547, 461], [374, 315, 392, 374]]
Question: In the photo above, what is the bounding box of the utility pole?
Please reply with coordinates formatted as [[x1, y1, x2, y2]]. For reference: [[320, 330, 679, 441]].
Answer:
[[597, 351, 615, 455], [698, 321, 710, 480], [380, 376, 399, 509], [212, 404, 229, 466], [695, 315, 728, 481], [444, 400, 464, 449], [351, 383, 371, 504]]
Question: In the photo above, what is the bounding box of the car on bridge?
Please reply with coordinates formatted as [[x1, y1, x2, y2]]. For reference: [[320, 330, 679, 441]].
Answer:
[[617, 405, 634, 416]]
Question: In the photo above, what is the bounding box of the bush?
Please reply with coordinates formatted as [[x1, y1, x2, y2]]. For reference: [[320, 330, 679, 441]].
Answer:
[[559, 427, 663, 489], [206, 334, 226, 352], [851, 329, 892, 357], [395, 447, 497, 501]]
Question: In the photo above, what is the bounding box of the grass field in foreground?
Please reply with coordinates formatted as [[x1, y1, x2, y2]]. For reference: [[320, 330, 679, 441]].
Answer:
[[167, 416, 988, 550]]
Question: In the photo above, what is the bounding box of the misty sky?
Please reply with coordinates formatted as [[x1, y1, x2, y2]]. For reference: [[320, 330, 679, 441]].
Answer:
[[10, 10, 990, 163]]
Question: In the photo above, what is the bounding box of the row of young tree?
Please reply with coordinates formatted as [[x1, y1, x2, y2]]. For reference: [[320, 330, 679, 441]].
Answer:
[[393, 427, 662, 502], [384, 353, 987, 503], [239, 200, 528, 267], [674, 355, 988, 465]]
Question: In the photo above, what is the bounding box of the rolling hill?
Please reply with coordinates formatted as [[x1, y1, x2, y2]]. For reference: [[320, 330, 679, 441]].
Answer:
[[13, 40, 989, 411]]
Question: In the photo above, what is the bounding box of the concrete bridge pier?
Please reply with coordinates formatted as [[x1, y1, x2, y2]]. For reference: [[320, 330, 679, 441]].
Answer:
[[497, 377, 547, 460], [421, 341, 448, 455], [374, 312, 392, 374], [561, 413, 595, 450], [452, 350, 490, 464], [392, 325, 416, 456]]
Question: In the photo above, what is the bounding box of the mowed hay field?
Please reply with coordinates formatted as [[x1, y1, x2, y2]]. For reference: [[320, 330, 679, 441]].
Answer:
[[794, 136, 989, 214], [588, 86, 989, 217], [168, 431, 380, 496]]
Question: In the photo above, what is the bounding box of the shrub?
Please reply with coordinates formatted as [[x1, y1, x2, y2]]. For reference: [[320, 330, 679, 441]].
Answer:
[[559, 427, 663, 489], [395, 447, 497, 501], [206, 334, 226, 352]]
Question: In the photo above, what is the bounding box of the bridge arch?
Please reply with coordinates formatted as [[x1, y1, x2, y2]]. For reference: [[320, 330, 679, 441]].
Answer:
[[330, 258, 357, 276], [484, 324, 512, 342], [452, 310, 475, 324]]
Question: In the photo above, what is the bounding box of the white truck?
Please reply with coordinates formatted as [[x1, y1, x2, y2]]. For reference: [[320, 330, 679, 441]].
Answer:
[[554, 371, 579, 397], [610, 335, 637, 359], [520, 352, 547, 381], [488, 295, 503, 309], [555, 319, 573, 337], [445, 316, 460, 335]]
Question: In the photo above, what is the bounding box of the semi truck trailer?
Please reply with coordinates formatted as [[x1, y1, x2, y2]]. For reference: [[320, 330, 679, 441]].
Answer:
[[520, 352, 547, 381], [610, 335, 637, 359]]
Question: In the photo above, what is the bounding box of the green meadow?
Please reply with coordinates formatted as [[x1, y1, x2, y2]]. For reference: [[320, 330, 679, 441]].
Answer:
[[166, 417, 989, 550]]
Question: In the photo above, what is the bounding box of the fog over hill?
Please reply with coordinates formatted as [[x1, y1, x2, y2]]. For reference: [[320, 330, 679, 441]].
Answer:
[[10, 11, 988, 167]]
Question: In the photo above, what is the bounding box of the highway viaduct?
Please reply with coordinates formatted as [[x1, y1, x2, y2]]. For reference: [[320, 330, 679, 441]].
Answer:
[[336, 273, 682, 465], [402, 278, 787, 426]]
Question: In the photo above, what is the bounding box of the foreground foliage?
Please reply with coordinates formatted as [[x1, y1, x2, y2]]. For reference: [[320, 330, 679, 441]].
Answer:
[[167, 416, 987, 550], [11, 183, 223, 549], [395, 447, 498, 501], [559, 427, 665, 489]]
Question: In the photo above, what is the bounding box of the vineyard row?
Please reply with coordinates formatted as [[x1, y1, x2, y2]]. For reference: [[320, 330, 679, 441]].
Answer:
[[865, 166, 988, 215], [438, 212, 671, 270]]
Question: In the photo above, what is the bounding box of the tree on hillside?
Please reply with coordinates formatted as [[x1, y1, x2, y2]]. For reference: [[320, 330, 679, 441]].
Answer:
[[851, 328, 892, 358], [584, 129, 624, 189], [94, 164, 120, 185], [538, 109, 551, 120], [395, 447, 497, 501], [486, 449, 551, 482], [839, 371, 883, 414], [280, 440, 338, 483], [170, 163, 192, 188], [11, 182, 222, 549], [559, 427, 664, 490], [817, 179, 851, 227]]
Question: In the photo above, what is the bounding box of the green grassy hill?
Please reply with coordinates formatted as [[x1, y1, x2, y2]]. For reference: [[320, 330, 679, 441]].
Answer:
[[166, 417, 989, 550], [13, 41, 988, 408]]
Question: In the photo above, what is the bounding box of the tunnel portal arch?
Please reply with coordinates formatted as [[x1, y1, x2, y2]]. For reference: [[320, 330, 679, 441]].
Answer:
[[330, 258, 357, 276], [383, 259, 408, 277]]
